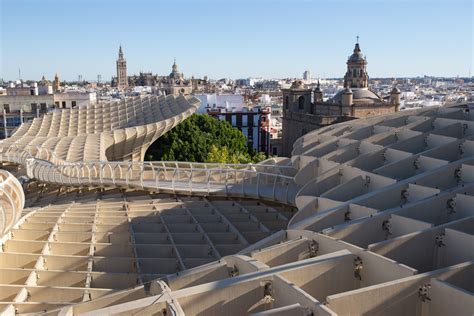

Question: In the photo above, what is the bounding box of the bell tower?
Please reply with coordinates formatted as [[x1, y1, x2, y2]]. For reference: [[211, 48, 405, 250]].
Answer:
[[116, 45, 128, 90], [343, 37, 369, 89], [53, 73, 60, 92]]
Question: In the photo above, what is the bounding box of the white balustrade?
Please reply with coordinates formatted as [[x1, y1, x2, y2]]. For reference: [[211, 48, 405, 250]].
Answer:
[[0, 145, 299, 209]]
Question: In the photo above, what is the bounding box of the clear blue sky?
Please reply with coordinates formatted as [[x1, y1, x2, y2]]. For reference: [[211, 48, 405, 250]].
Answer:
[[1, 0, 473, 81]]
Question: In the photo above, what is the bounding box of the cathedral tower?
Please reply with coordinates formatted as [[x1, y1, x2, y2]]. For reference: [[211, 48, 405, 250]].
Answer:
[[53, 73, 60, 92], [343, 40, 369, 89], [116, 45, 128, 90]]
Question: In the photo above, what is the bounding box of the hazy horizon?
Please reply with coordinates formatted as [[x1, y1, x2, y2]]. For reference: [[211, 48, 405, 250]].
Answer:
[[2, 74, 471, 84]]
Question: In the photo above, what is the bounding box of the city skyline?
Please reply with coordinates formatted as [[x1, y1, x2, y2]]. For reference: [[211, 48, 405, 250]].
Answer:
[[1, 0, 473, 81]]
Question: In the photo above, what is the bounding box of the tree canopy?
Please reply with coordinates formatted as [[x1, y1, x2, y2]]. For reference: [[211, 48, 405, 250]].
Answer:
[[145, 114, 267, 163]]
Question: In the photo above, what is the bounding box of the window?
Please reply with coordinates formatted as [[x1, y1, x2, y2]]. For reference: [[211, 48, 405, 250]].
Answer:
[[254, 115, 259, 126], [3, 104, 10, 113], [62, 101, 66, 108], [241, 127, 248, 138], [7, 117, 21, 126], [40, 103, 47, 112], [242, 115, 248, 126], [55, 101, 59, 107], [31, 103, 37, 112], [71, 101, 77, 108], [298, 96, 305, 110], [284, 96, 289, 109]]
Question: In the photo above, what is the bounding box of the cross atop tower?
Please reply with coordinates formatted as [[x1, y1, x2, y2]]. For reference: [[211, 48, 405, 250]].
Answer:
[[356, 35, 359, 44]]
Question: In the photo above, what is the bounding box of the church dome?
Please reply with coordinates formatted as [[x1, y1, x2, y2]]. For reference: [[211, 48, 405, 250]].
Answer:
[[169, 71, 181, 79], [169, 59, 182, 79], [331, 88, 383, 105], [348, 43, 366, 63], [291, 80, 305, 89], [40, 76, 51, 86], [342, 87, 353, 94]]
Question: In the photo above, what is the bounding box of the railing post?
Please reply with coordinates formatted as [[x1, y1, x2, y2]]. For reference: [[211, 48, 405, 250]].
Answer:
[[140, 164, 145, 189], [88, 165, 93, 186], [52, 164, 57, 184], [172, 168, 177, 193], [207, 170, 211, 195], [112, 164, 117, 185], [256, 173, 260, 199], [100, 162, 104, 184], [189, 166, 193, 194], [126, 164, 131, 187], [224, 168, 229, 195], [68, 166, 73, 185], [156, 167, 160, 191], [273, 176, 277, 201]]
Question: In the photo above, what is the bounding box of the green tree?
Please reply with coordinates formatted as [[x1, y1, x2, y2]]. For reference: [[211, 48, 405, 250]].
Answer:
[[206, 145, 239, 164], [145, 114, 267, 164], [251, 151, 267, 163]]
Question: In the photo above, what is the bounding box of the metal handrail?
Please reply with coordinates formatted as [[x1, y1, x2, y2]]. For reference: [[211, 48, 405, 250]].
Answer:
[[0, 145, 298, 205]]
